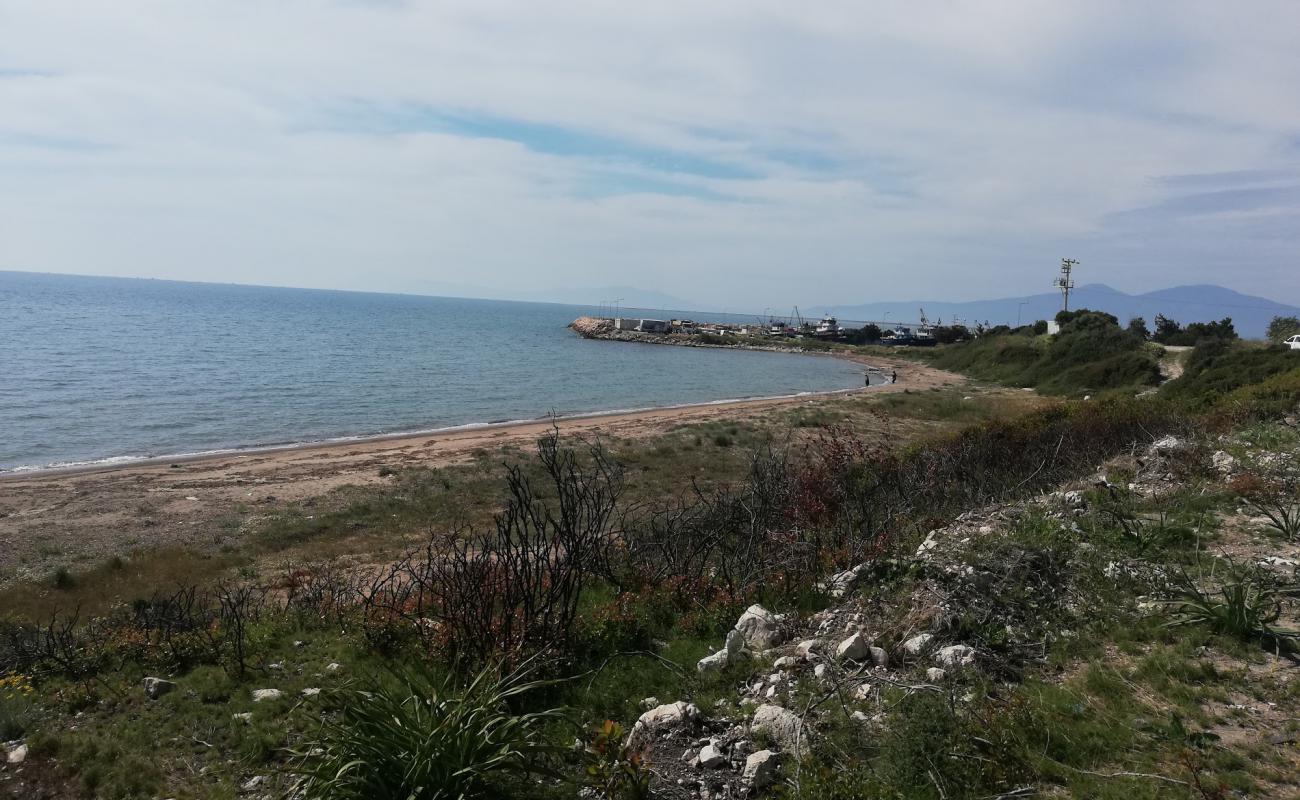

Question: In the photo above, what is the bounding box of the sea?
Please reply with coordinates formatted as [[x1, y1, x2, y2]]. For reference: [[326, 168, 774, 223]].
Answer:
[[0, 271, 874, 473]]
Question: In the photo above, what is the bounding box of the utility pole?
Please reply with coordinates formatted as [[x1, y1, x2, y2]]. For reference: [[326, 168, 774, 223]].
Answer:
[[1055, 258, 1078, 312]]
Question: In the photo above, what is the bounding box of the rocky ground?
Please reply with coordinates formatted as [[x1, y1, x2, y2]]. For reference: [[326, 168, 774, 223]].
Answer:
[[614, 426, 1300, 798]]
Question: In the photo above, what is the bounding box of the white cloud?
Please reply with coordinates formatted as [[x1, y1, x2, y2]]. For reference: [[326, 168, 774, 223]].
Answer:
[[1, 0, 1299, 307]]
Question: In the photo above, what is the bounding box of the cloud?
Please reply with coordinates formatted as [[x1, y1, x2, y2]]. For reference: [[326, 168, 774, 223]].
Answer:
[[1, 0, 1299, 307]]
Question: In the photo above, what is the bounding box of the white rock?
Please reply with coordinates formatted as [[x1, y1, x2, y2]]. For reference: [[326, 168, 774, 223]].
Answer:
[[1151, 435, 1184, 454], [142, 677, 176, 699], [751, 704, 805, 757], [851, 711, 870, 724], [324, 662, 342, 673], [241, 775, 266, 792], [251, 688, 283, 703], [640, 697, 660, 711], [1062, 490, 1086, 509], [301, 687, 321, 697], [6, 743, 27, 765], [698, 743, 727, 768], [934, 645, 977, 667], [794, 639, 824, 660], [926, 667, 947, 682], [735, 604, 782, 649], [821, 563, 868, 598], [232, 712, 253, 723], [773, 656, 799, 670], [743, 750, 781, 788], [902, 633, 934, 656], [697, 649, 729, 673], [836, 632, 872, 662], [628, 701, 700, 751], [1212, 451, 1237, 474]]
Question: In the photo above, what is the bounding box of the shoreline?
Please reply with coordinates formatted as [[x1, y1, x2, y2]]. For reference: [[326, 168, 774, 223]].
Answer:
[[0, 354, 893, 482], [0, 351, 957, 584]]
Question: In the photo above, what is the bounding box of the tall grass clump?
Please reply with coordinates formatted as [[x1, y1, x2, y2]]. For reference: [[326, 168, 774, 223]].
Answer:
[[1166, 562, 1299, 649], [292, 661, 567, 800]]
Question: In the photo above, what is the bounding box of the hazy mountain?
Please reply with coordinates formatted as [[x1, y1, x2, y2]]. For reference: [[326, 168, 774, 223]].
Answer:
[[820, 284, 1299, 339], [525, 285, 703, 313]]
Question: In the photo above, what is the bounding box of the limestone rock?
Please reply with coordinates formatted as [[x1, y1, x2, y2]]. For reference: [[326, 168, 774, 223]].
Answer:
[[935, 645, 977, 667], [821, 563, 869, 598], [251, 688, 283, 702], [697, 649, 729, 673], [743, 750, 782, 788], [143, 677, 176, 700], [628, 701, 700, 751], [5, 743, 27, 765], [735, 604, 783, 649], [926, 667, 947, 682], [902, 633, 934, 656], [751, 704, 805, 757], [1212, 450, 1237, 474], [698, 743, 727, 768], [836, 632, 871, 662]]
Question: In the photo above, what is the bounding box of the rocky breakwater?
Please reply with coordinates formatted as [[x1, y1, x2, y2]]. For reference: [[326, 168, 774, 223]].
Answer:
[[569, 315, 617, 338], [568, 317, 805, 353]]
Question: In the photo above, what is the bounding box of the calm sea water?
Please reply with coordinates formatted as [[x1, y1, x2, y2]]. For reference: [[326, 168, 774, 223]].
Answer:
[[0, 272, 871, 472]]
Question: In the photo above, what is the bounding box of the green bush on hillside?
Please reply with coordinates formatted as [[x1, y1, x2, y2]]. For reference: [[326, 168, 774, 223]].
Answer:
[[1161, 339, 1300, 408], [931, 309, 1159, 395]]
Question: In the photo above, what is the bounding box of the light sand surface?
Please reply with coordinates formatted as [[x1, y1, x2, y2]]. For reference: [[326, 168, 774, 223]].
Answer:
[[0, 353, 961, 582]]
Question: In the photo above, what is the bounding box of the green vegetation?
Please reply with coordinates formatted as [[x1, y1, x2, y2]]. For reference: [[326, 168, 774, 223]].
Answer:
[[1161, 338, 1300, 407], [1153, 314, 1238, 346], [292, 661, 567, 800], [930, 309, 1161, 395]]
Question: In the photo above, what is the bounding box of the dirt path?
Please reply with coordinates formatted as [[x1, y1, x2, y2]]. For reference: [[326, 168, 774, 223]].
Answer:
[[0, 354, 961, 584]]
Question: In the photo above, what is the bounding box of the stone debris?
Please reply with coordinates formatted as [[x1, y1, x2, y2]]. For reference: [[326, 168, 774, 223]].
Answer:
[[926, 667, 947, 682], [5, 743, 27, 765]]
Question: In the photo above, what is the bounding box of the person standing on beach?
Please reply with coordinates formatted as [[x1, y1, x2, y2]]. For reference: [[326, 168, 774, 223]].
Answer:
[[891, 370, 898, 383]]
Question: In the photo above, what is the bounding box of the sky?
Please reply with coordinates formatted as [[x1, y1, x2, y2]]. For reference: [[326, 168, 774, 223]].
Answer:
[[2, 1, 1300, 310]]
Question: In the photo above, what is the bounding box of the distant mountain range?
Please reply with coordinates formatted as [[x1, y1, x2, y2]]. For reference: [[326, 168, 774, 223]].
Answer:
[[820, 284, 1299, 339]]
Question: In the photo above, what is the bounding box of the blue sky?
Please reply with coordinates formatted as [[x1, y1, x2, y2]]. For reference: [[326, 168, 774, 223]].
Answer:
[[2, 1, 1299, 308]]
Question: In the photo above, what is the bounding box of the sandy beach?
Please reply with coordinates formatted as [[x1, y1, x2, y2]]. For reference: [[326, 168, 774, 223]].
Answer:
[[0, 353, 961, 583]]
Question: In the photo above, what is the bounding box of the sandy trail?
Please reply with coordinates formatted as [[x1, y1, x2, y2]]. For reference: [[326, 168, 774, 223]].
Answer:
[[0, 353, 960, 583]]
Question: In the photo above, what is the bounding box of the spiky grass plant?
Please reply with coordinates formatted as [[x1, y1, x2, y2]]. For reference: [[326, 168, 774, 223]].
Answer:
[[292, 660, 568, 800], [1166, 561, 1299, 648]]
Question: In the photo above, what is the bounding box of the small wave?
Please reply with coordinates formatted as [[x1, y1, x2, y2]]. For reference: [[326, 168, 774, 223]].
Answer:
[[1, 383, 884, 476]]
